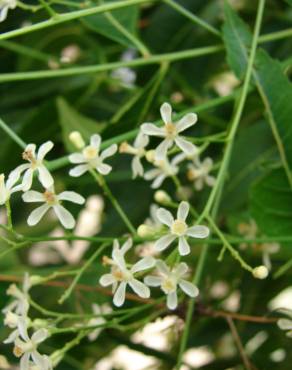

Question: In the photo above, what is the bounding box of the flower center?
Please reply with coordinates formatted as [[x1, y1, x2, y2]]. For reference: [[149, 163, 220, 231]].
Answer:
[[171, 219, 187, 236], [13, 345, 23, 358], [22, 149, 37, 167], [112, 267, 131, 282], [83, 146, 98, 160], [161, 277, 176, 293], [43, 190, 57, 205], [165, 122, 177, 138]]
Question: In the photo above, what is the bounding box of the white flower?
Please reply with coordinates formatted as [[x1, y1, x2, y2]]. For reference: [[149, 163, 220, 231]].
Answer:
[[187, 157, 216, 191], [69, 134, 117, 177], [141, 102, 198, 160], [144, 260, 199, 310], [87, 303, 112, 342], [12, 317, 51, 370], [0, 172, 23, 205], [3, 312, 31, 345], [144, 154, 180, 189], [119, 132, 149, 178], [10, 142, 54, 191], [0, 0, 17, 22], [111, 49, 137, 88], [155, 201, 209, 255], [22, 187, 85, 229], [277, 309, 292, 338], [99, 239, 155, 307], [3, 273, 31, 316]]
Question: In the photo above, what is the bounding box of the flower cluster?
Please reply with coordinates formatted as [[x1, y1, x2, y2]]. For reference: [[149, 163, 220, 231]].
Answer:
[[100, 235, 201, 310], [0, 141, 85, 229], [119, 102, 216, 191], [2, 274, 52, 370]]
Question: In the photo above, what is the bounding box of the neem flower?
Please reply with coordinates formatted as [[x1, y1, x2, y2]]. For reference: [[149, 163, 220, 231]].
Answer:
[[141, 102, 198, 160], [0, 0, 17, 23], [22, 187, 85, 229], [155, 201, 209, 255]]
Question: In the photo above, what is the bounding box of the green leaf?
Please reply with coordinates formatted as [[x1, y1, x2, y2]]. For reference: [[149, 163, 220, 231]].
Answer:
[[81, 1, 139, 48], [222, 2, 292, 186], [250, 168, 292, 236], [56, 97, 105, 152], [222, 1, 252, 79]]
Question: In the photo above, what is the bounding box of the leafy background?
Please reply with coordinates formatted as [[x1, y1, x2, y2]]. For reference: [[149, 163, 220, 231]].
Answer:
[[0, 0, 292, 369]]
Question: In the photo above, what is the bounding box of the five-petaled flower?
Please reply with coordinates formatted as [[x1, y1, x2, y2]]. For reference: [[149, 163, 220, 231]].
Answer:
[[144, 260, 199, 310], [141, 102, 198, 160], [12, 318, 51, 370], [119, 132, 149, 178], [2, 273, 31, 316], [22, 187, 85, 229], [155, 201, 209, 255], [11, 142, 54, 191], [187, 157, 216, 191], [99, 239, 155, 307], [69, 134, 117, 177], [0, 0, 17, 22]]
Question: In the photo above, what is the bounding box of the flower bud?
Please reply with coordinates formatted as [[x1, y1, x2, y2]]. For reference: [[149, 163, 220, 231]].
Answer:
[[137, 224, 154, 238], [29, 275, 44, 286], [145, 150, 155, 163], [154, 190, 171, 205], [252, 265, 269, 279], [69, 131, 85, 149]]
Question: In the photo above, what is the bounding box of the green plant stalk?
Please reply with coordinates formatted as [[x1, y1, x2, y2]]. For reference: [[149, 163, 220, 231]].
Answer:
[[90, 170, 136, 235], [5, 200, 13, 230], [0, 0, 156, 41], [176, 0, 266, 367], [163, 0, 221, 37], [0, 118, 27, 148], [58, 242, 109, 304], [0, 45, 224, 82]]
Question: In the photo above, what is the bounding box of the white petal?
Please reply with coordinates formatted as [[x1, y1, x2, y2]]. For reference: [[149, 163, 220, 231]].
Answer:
[[187, 225, 210, 238], [134, 132, 149, 148], [156, 260, 170, 275], [27, 204, 50, 226], [173, 262, 188, 277], [58, 191, 85, 204], [25, 143, 36, 156], [7, 164, 29, 187], [69, 164, 89, 177], [141, 123, 165, 137], [156, 207, 174, 227], [178, 237, 190, 256], [113, 282, 127, 307], [31, 351, 47, 369], [144, 168, 160, 180], [3, 329, 18, 344], [131, 256, 155, 273], [0, 6, 9, 22], [129, 279, 150, 298], [160, 102, 172, 124], [100, 274, 115, 287], [37, 165, 54, 188], [37, 141, 54, 161], [206, 175, 216, 187], [195, 178, 204, 191], [120, 238, 132, 255], [176, 113, 197, 133], [167, 291, 178, 310], [18, 316, 29, 341], [155, 139, 172, 160], [22, 190, 44, 203], [53, 205, 75, 229], [100, 144, 117, 160], [155, 234, 176, 251], [144, 276, 162, 287], [32, 328, 48, 343], [22, 168, 34, 191], [90, 134, 101, 149], [69, 153, 86, 164], [278, 318, 292, 330], [96, 163, 112, 175], [175, 136, 198, 156], [177, 201, 189, 221], [20, 352, 30, 370], [132, 156, 143, 178], [151, 174, 166, 189], [179, 280, 199, 298], [112, 249, 127, 270]]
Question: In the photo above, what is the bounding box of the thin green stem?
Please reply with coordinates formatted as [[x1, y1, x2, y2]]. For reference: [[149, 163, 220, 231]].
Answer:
[[58, 243, 109, 304], [0, 118, 27, 149], [163, 0, 221, 37], [90, 170, 136, 235], [0, 45, 223, 82], [176, 0, 266, 367], [5, 200, 13, 230], [38, 0, 57, 17]]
